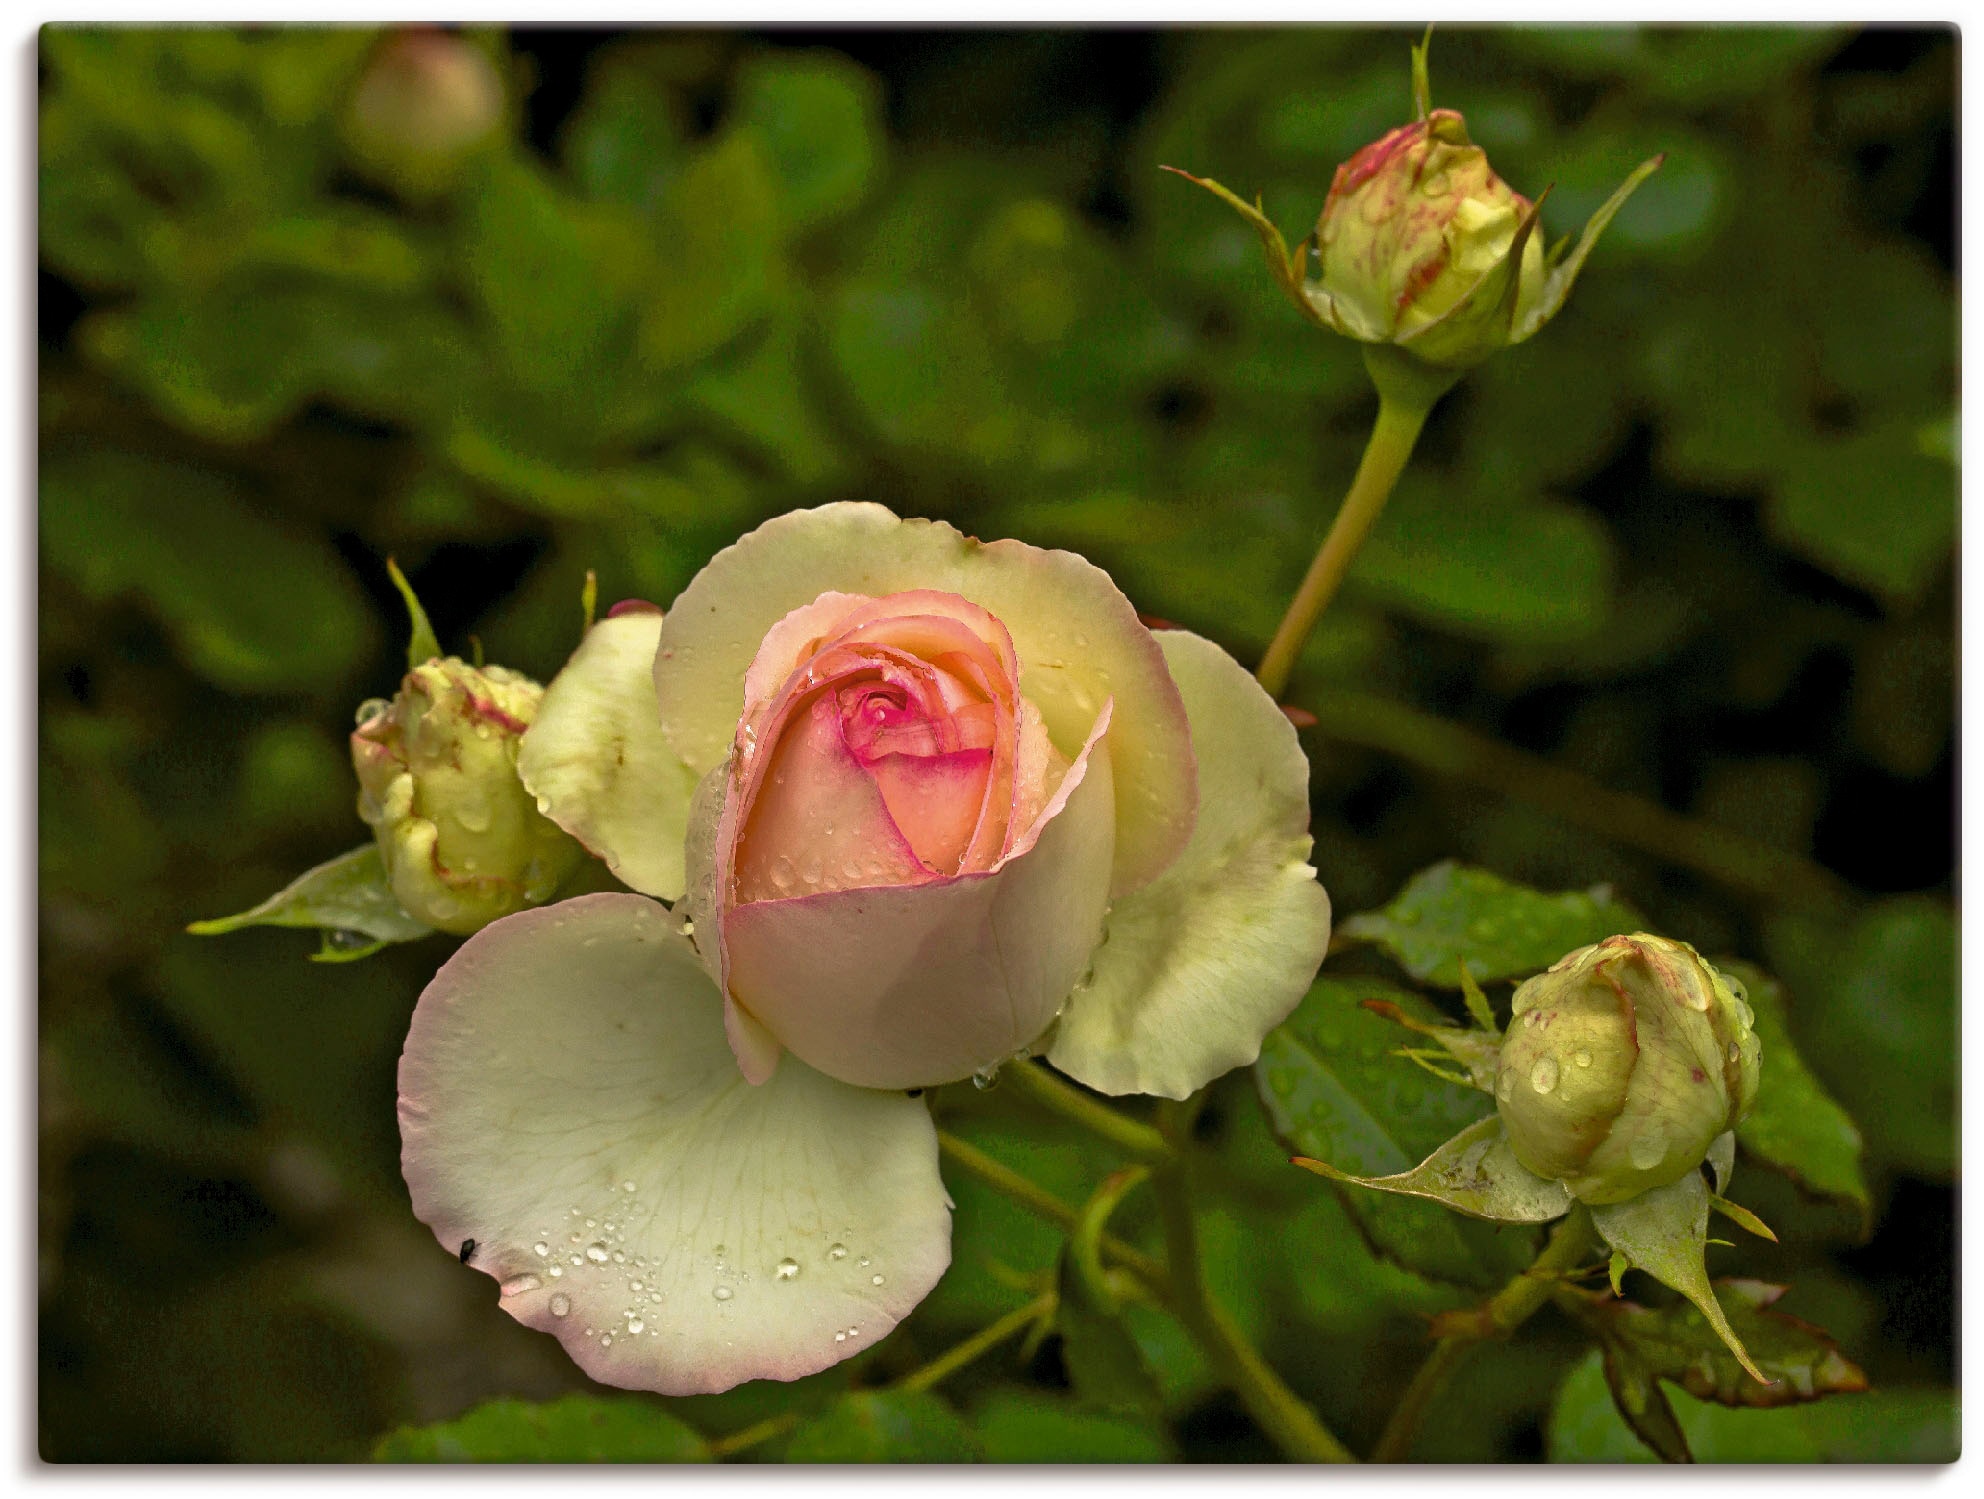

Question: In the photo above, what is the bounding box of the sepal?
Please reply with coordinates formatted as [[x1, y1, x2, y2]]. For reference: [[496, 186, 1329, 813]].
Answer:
[[1294, 1114, 1573, 1225]]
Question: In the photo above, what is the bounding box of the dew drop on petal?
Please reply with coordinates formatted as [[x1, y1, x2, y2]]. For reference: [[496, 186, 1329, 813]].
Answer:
[[1629, 1130, 1668, 1171], [500, 1274, 542, 1296], [834, 1331, 846, 1343], [1530, 1057, 1560, 1094], [533, 1241, 550, 1257], [1573, 1051, 1592, 1068], [871, 1274, 885, 1286], [1497, 1070, 1515, 1102], [599, 1335, 613, 1348], [548, 1265, 563, 1278], [827, 1243, 848, 1261], [623, 1181, 638, 1194], [626, 1318, 645, 1335], [776, 1258, 800, 1280], [1729, 1041, 1742, 1063], [585, 1243, 610, 1263], [550, 1293, 571, 1317], [713, 1286, 733, 1302]]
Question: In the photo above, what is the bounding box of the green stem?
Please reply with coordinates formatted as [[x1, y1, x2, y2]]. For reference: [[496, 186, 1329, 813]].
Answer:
[[1152, 1103, 1357, 1464], [999, 1059, 1171, 1163], [1256, 353, 1451, 701], [710, 1294, 1056, 1458], [936, 1130, 1170, 1292], [1371, 1208, 1597, 1463], [1304, 690, 1853, 912]]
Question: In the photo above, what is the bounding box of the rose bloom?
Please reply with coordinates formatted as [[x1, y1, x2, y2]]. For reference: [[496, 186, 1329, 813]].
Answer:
[[398, 504, 1331, 1394]]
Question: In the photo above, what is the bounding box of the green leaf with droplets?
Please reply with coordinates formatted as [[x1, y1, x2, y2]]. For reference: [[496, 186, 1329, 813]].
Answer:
[[187, 844, 432, 960], [1340, 861, 1642, 987], [1254, 977, 1537, 1286], [1295, 1114, 1574, 1225], [372, 1394, 709, 1462], [782, 1391, 978, 1463]]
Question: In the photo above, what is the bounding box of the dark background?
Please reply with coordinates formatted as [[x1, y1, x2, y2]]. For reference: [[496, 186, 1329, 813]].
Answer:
[[39, 25, 1955, 1460]]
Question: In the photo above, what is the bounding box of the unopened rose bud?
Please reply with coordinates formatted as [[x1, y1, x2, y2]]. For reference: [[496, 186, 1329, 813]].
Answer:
[[352, 659, 580, 935], [1496, 934, 1761, 1206], [1314, 109, 1545, 370], [343, 29, 505, 199]]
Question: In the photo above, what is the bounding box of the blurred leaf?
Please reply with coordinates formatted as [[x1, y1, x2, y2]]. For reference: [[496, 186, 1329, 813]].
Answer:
[[1850, 622, 1954, 780], [1351, 479, 1617, 643], [1054, 1247, 1162, 1418], [373, 1394, 709, 1462], [731, 49, 884, 231], [1340, 861, 1642, 987], [681, 313, 849, 485], [1765, 897, 1956, 1178], [972, 1391, 1170, 1462], [1255, 977, 1534, 1286], [235, 721, 358, 835], [638, 131, 782, 370], [1549, 1351, 1955, 1462], [40, 448, 377, 692], [782, 1390, 978, 1463], [186, 844, 431, 959], [1769, 421, 1955, 607], [1715, 962, 1868, 1224], [562, 54, 688, 212]]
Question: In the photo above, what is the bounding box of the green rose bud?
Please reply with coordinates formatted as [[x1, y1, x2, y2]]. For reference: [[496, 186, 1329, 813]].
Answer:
[[1496, 934, 1761, 1206], [342, 29, 505, 200], [351, 658, 579, 936], [1312, 109, 1545, 370]]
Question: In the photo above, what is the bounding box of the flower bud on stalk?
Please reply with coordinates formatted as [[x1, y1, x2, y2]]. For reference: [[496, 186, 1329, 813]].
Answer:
[[1496, 934, 1762, 1206], [352, 659, 580, 936], [342, 29, 506, 199]]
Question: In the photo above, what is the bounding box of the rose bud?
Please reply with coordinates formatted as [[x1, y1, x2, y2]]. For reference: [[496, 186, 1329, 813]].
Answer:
[[342, 28, 505, 199], [1166, 41, 1660, 380], [1495, 934, 1762, 1206], [352, 658, 580, 936]]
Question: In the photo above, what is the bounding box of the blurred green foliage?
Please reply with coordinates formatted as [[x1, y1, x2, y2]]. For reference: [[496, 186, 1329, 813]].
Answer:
[[40, 24, 1953, 1461]]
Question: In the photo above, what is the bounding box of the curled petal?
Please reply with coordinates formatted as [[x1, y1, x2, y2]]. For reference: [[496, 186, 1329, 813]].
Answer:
[[398, 893, 952, 1395], [718, 708, 1117, 1090], [518, 613, 699, 901], [1048, 631, 1330, 1098], [653, 503, 1194, 896]]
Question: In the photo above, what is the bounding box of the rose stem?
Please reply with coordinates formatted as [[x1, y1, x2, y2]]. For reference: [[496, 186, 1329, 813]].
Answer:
[[1299, 689, 1853, 913], [1153, 1100, 1358, 1464], [1254, 347, 1458, 702], [998, 1059, 1171, 1163], [936, 1131, 1169, 1290], [1370, 1207, 1598, 1462], [708, 1293, 1057, 1459]]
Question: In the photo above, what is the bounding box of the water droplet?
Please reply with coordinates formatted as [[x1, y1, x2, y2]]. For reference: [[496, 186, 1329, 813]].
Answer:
[[585, 1217, 597, 1228], [771, 857, 796, 892], [1573, 1051, 1592, 1068], [871, 1274, 885, 1286], [626, 1318, 645, 1335], [1682, 982, 1711, 1012], [622, 1180, 638, 1193], [1629, 1130, 1668, 1171], [550, 1293, 571, 1317], [568, 1255, 584, 1267], [858, 1257, 870, 1268], [1497, 1070, 1515, 1101], [612, 1251, 626, 1264], [1728, 1041, 1742, 1063], [776, 1258, 800, 1281], [649, 1291, 663, 1304], [354, 698, 391, 726], [802, 858, 823, 885], [834, 1331, 847, 1343], [533, 1241, 550, 1257], [827, 1243, 848, 1261], [971, 1065, 1000, 1091], [585, 1243, 610, 1263], [455, 800, 492, 834], [1734, 999, 1754, 1029], [1530, 1057, 1560, 1094], [713, 1243, 728, 1260], [714, 1286, 733, 1302], [500, 1274, 542, 1296], [324, 928, 373, 952], [570, 1207, 582, 1217], [630, 1280, 644, 1292], [599, 1334, 614, 1348]]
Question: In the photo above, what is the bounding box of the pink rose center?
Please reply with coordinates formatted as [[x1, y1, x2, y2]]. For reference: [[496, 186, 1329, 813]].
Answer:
[[727, 590, 1059, 905]]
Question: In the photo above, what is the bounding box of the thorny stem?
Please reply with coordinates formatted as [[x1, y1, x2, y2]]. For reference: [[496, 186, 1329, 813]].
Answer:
[[708, 1293, 1056, 1459], [1371, 1207, 1598, 1462], [1303, 690, 1853, 912], [999, 1059, 1171, 1163], [1256, 361, 1446, 701], [1152, 1102, 1358, 1464]]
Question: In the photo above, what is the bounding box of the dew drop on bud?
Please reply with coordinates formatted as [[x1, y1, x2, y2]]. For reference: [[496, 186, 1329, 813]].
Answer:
[[1530, 1057, 1560, 1094], [1629, 1130, 1668, 1171], [776, 1258, 800, 1281], [1497, 1070, 1515, 1101], [1573, 1051, 1592, 1068], [354, 698, 391, 726], [827, 1243, 848, 1261]]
